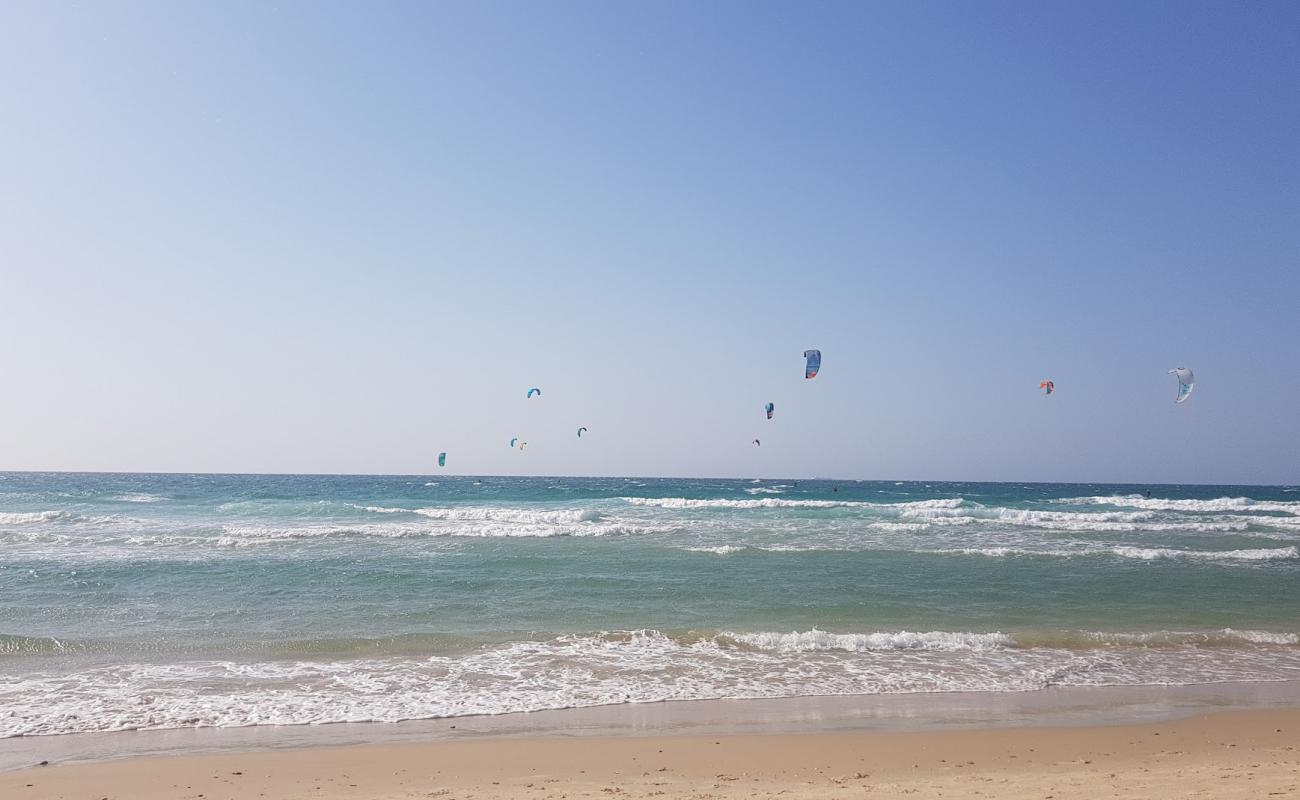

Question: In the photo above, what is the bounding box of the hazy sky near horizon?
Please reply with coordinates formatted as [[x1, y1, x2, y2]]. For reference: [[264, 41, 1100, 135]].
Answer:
[[1, 1, 1297, 483]]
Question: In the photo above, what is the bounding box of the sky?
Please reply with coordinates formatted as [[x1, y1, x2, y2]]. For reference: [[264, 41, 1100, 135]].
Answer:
[[1, 1, 1297, 483]]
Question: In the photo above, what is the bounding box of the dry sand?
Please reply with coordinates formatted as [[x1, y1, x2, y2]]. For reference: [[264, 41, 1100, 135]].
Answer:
[[4, 708, 1297, 799]]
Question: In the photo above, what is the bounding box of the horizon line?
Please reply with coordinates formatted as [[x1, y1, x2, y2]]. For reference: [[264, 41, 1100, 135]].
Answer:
[[0, 469, 1294, 489]]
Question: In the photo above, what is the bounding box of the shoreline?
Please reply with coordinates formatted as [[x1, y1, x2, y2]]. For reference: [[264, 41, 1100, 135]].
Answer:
[[3, 680, 1298, 772], [4, 705, 1297, 799]]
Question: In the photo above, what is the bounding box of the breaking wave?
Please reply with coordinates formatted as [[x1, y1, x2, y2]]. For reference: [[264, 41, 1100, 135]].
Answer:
[[4, 627, 1298, 738], [935, 545, 1297, 562], [1058, 496, 1300, 515], [351, 505, 604, 524]]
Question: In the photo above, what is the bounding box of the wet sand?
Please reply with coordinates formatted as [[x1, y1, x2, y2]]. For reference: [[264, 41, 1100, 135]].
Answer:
[[4, 707, 1297, 799]]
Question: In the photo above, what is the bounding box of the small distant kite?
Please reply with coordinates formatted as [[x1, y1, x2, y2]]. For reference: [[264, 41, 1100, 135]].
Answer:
[[753, 439, 762, 447], [509, 437, 519, 448], [437, 452, 446, 467], [765, 402, 775, 420], [1168, 367, 1194, 404], [577, 427, 588, 438], [1039, 380, 1054, 396], [518, 441, 528, 451], [527, 387, 541, 399], [804, 350, 821, 379]]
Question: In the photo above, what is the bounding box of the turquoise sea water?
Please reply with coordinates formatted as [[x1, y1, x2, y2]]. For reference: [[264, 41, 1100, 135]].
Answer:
[[1, 472, 1298, 737]]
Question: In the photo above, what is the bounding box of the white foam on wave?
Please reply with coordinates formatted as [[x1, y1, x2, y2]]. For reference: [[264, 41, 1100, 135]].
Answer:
[[217, 519, 660, 543], [744, 487, 786, 495], [1082, 629, 1300, 647], [351, 505, 603, 525], [1220, 628, 1300, 645], [622, 497, 965, 511], [354, 505, 408, 514], [728, 629, 1013, 652], [936, 547, 1054, 558], [895, 504, 1265, 533], [936, 545, 1297, 562], [1058, 496, 1300, 515], [1108, 545, 1297, 562], [0, 510, 77, 525], [108, 494, 164, 503], [683, 545, 748, 554], [624, 497, 859, 509], [620, 497, 1268, 534], [6, 627, 1300, 738]]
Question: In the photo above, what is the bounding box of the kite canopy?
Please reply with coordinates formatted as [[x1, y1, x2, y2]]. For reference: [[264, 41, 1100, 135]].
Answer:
[[509, 437, 519, 449], [804, 350, 821, 379], [518, 441, 527, 451], [1040, 380, 1054, 396], [1168, 367, 1194, 404], [527, 387, 541, 398], [577, 427, 588, 437], [765, 402, 775, 420], [437, 452, 446, 468], [753, 438, 762, 446]]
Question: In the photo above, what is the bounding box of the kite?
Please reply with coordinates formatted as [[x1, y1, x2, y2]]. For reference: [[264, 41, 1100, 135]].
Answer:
[[437, 452, 446, 467], [1040, 380, 1054, 396], [1168, 367, 1194, 404], [804, 350, 821, 379], [527, 388, 541, 399], [577, 427, 588, 437], [765, 402, 775, 419]]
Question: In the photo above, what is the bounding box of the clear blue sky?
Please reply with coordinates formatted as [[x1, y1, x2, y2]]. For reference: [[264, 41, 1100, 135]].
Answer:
[[1, 1, 1297, 483]]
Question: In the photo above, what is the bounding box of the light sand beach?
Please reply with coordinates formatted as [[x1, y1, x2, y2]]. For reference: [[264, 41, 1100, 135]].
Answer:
[[5, 708, 1297, 799]]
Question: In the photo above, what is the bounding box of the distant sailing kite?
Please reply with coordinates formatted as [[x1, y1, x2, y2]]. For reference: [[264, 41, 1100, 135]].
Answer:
[[804, 350, 821, 379], [1168, 367, 1194, 404]]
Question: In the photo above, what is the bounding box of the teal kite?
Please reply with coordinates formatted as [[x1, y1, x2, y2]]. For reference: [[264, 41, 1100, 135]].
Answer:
[[527, 387, 541, 399], [437, 452, 446, 468], [1168, 367, 1194, 404]]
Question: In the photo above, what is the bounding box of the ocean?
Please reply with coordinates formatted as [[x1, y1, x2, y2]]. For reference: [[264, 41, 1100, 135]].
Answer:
[[1, 472, 1298, 740]]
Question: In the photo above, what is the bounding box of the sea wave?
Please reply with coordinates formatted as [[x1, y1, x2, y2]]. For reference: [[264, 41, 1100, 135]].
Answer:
[[219, 520, 658, 542], [726, 629, 1013, 652], [1057, 496, 1300, 515], [4, 627, 1300, 737], [351, 505, 603, 524], [107, 494, 165, 503], [897, 505, 1256, 533], [1107, 545, 1297, 561], [1074, 629, 1300, 647], [621, 497, 965, 510], [935, 545, 1297, 562], [0, 510, 79, 525], [682, 545, 749, 555], [615, 498, 1292, 535]]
